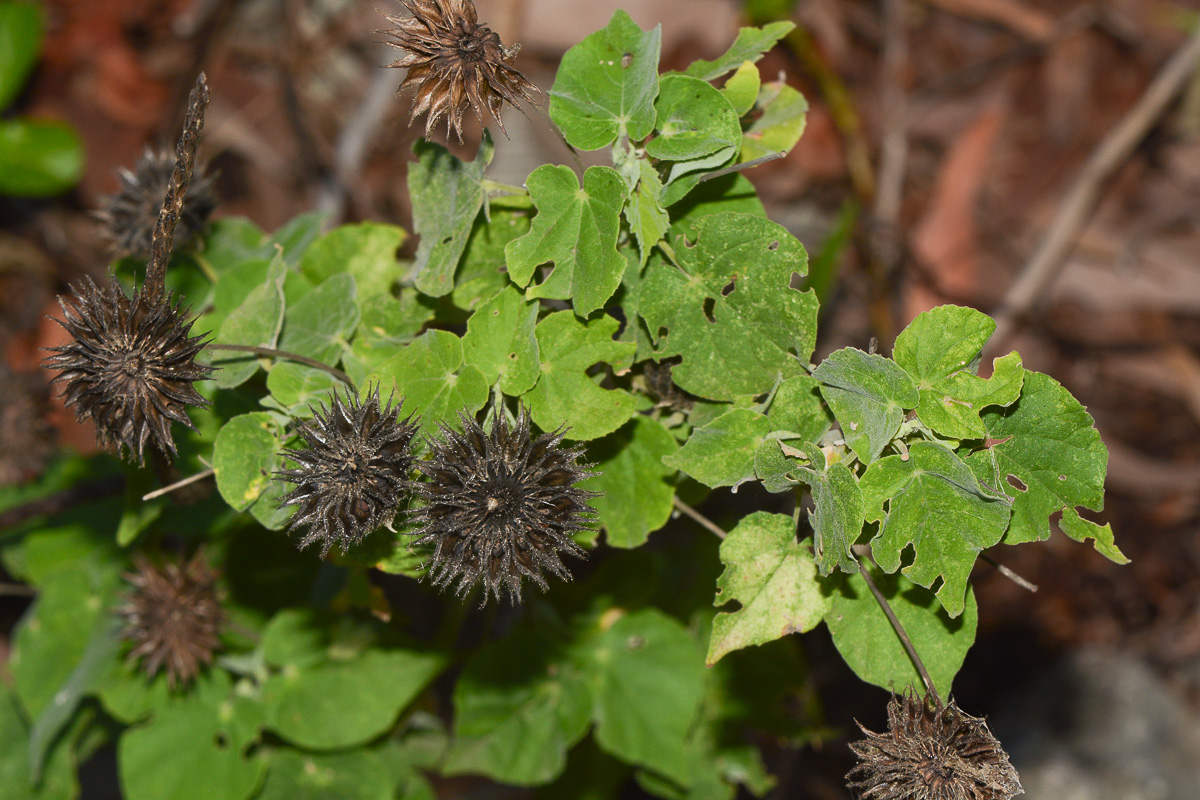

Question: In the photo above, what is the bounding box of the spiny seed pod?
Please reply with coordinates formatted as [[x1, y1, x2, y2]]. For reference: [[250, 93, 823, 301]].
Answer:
[[275, 387, 419, 556], [43, 275, 214, 464], [410, 407, 597, 604], [96, 147, 217, 258], [847, 689, 1022, 800], [380, 0, 539, 142], [117, 551, 224, 689]]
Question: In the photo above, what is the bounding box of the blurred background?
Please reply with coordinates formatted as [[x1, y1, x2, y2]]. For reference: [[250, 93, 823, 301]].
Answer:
[[3, 0, 1200, 797]]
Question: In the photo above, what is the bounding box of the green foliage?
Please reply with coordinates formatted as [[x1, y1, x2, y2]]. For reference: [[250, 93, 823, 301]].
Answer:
[[5, 10, 1122, 800], [0, 2, 84, 196]]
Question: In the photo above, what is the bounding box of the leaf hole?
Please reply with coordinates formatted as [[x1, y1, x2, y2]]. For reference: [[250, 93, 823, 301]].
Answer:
[[789, 272, 804, 290], [440, 236, 453, 246], [657, 327, 668, 340], [1006, 474, 1028, 492], [214, 732, 230, 750], [702, 297, 716, 324], [621, 52, 633, 68], [492, 309, 500, 316], [1057, 474, 1067, 481], [508, 352, 518, 360], [767, 240, 780, 251], [721, 278, 736, 297]]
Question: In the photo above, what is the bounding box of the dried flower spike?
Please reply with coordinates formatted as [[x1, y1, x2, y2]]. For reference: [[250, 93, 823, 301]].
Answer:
[[96, 146, 217, 259], [117, 551, 224, 689], [380, 0, 539, 142], [847, 689, 1022, 800], [411, 406, 596, 604], [43, 275, 214, 464], [275, 387, 419, 556]]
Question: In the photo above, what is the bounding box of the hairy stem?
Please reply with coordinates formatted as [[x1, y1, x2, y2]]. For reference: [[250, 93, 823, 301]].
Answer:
[[699, 150, 786, 183], [673, 497, 726, 540], [852, 544, 941, 706], [206, 344, 355, 390], [142, 469, 215, 502], [981, 552, 1038, 593]]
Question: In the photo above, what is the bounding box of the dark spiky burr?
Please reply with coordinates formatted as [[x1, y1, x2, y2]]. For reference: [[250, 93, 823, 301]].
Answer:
[[410, 406, 597, 604], [275, 387, 419, 556], [117, 551, 224, 689], [847, 689, 1022, 800], [380, 0, 539, 142], [96, 147, 217, 259], [43, 275, 214, 464]]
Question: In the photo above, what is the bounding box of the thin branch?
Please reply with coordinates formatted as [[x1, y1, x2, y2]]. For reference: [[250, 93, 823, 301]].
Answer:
[[207, 344, 355, 390], [146, 73, 211, 303], [852, 544, 940, 705], [0, 476, 125, 534], [672, 496, 726, 539], [142, 469, 215, 502], [987, 23, 1200, 357], [699, 151, 786, 183], [868, 0, 909, 283], [980, 552, 1038, 592]]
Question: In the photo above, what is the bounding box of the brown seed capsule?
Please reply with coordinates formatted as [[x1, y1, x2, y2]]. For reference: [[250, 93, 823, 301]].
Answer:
[[379, 0, 540, 142]]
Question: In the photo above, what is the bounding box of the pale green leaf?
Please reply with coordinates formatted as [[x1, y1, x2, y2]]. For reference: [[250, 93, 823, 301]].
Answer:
[[812, 347, 919, 463], [584, 415, 678, 548], [682, 22, 795, 82]]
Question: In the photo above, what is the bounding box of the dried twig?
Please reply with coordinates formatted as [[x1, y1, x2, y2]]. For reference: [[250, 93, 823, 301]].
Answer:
[[987, 24, 1200, 357], [980, 552, 1038, 592], [672, 496, 727, 540], [146, 73, 211, 304], [143, 469, 216, 502]]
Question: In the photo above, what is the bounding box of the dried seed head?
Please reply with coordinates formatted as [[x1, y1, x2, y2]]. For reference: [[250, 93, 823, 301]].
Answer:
[[847, 690, 1022, 800], [96, 147, 217, 259], [380, 0, 539, 142], [410, 406, 597, 604], [42, 275, 214, 464], [275, 387, 419, 556], [117, 551, 224, 689]]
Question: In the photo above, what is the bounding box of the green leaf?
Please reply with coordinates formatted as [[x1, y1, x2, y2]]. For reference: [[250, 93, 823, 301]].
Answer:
[[0, 119, 84, 196], [707, 512, 829, 665], [278, 273, 360, 365], [409, 135, 494, 297], [1059, 506, 1128, 564], [362, 329, 488, 434], [10, 565, 120, 720], [892, 305, 1024, 439], [0, 689, 78, 800], [825, 567, 977, 698], [663, 408, 771, 489], [344, 291, 436, 383], [213, 413, 280, 512], [720, 62, 761, 116], [0, 1, 42, 112], [682, 22, 795, 82], [795, 444, 863, 575], [269, 211, 328, 266], [862, 442, 1011, 617], [266, 363, 341, 414], [301, 222, 407, 300], [645, 75, 741, 163], [116, 468, 165, 547], [585, 415, 678, 548], [118, 670, 266, 800], [212, 253, 287, 388], [452, 197, 532, 311], [445, 629, 593, 786], [461, 286, 540, 395], [526, 311, 636, 441], [767, 374, 833, 443], [258, 749, 394, 800], [505, 164, 629, 316], [641, 213, 815, 400], [624, 161, 669, 269], [966, 370, 1114, 556], [548, 10, 661, 150], [740, 80, 808, 163], [813, 348, 919, 463], [260, 612, 446, 750], [201, 218, 269, 268], [591, 610, 705, 786]]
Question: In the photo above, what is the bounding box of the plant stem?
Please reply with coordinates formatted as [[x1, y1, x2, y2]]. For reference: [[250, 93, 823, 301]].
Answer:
[[673, 497, 726, 540], [142, 469, 215, 502], [980, 552, 1038, 593], [206, 344, 355, 390], [481, 179, 528, 196], [852, 544, 941, 706], [698, 150, 786, 183], [146, 73, 210, 304]]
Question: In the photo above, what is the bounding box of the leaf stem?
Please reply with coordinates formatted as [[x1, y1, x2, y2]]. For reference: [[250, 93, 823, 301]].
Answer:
[[698, 151, 786, 183], [980, 553, 1038, 593], [851, 544, 941, 706], [142, 468, 215, 502], [673, 496, 726, 540], [480, 179, 528, 196], [206, 344, 355, 391]]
